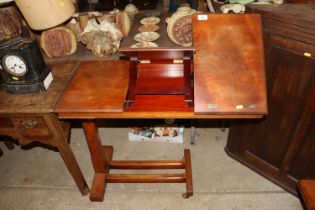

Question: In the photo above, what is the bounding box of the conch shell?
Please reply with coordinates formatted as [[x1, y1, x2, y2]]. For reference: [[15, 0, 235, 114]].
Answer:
[[115, 11, 131, 37], [80, 19, 123, 57]]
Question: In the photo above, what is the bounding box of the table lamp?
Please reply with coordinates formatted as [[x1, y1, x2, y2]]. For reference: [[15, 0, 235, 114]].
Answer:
[[15, 0, 75, 30]]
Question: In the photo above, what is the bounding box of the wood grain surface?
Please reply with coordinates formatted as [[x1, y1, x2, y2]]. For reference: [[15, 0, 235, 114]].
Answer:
[[247, 4, 315, 46], [55, 61, 130, 113], [0, 61, 77, 113], [193, 14, 267, 115], [298, 180, 315, 210]]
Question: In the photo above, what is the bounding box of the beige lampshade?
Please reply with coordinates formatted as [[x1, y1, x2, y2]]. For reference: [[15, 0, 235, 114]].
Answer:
[[15, 0, 75, 30]]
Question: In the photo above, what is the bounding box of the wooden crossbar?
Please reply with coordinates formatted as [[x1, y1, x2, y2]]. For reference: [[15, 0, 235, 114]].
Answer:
[[107, 173, 186, 183], [109, 160, 185, 169], [89, 146, 193, 202]]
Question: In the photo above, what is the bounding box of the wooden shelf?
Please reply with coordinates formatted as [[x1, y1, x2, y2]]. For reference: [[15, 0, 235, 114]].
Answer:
[[125, 95, 193, 112]]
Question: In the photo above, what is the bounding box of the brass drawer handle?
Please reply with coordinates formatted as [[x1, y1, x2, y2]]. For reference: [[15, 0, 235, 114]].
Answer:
[[22, 119, 38, 128]]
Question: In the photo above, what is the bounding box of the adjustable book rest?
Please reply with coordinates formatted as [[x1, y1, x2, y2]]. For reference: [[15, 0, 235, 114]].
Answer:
[[119, 48, 195, 107]]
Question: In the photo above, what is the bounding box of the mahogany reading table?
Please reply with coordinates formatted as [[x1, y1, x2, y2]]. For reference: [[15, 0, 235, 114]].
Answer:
[[55, 14, 267, 201]]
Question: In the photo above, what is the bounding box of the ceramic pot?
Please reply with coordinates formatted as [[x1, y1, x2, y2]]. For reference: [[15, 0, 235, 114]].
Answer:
[[166, 6, 195, 47], [125, 3, 139, 21]]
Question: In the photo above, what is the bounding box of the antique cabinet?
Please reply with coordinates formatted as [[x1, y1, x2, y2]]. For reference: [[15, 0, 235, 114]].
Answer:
[[0, 62, 89, 195], [226, 4, 315, 195]]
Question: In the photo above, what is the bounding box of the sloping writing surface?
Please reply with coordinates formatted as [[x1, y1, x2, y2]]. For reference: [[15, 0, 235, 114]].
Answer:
[[193, 14, 267, 115]]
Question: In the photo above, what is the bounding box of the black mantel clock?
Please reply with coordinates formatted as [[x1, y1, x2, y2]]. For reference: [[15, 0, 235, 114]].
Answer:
[[0, 37, 53, 93]]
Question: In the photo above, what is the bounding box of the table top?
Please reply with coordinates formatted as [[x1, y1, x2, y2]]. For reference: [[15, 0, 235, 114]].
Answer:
[[55, 14, 267, 120], [55, 60, 265, 119], [0, 61, 77, 114], [193, 14, 267, 115], [55, 61, 130, 115]]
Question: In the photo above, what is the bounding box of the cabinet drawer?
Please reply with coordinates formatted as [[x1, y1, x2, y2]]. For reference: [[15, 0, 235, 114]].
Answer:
[[12, 116, 52, 138], [263, 18, 315, 45], [269, 34, 315, 60], [0, 116, 15, 128]]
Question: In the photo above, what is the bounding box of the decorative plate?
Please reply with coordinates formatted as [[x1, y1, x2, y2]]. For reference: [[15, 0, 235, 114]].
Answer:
[[138, 24, 160, 32], [140, 17, 160, 25], [134, 32, 160, 43], [130, 42, 158, 48]]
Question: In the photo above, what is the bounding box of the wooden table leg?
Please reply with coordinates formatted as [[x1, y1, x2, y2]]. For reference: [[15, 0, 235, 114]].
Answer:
[[81, 120, 194, 201], [47, 114, 90, 196], [82, 120, 113, 201], [183, 149, 193, 198]]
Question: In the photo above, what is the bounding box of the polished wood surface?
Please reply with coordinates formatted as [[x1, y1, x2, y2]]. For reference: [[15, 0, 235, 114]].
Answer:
[[227, 4, 315, 195], [55, 61, 130, 113], [193, 14, 267, 115], [55, 59, 264, 119], [298, 180, 315, 210], [0, 62, 77, 113], [119, 48, 194, 105], [0, 62, 89, 196], [247, 4, 315, 43], [53, 15, 269, 201]]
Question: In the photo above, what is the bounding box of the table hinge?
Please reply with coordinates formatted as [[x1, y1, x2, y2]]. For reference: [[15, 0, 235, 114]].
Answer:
[[173, 59, 183, 64], [139, 60, 151, 64]]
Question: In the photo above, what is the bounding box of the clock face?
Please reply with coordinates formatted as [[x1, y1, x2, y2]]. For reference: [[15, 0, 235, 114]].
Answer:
[[2, 54, 28, 77]]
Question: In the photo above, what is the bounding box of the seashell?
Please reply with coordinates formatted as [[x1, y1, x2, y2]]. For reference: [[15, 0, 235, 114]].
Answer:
[[80, 31, 96, 45], [82, 18, 123, 40], [86, 31, 121, 57], [80, 19, 123, 57], [115, 11, 131, 37], [66, 18, 82, 41], [97, 14, 116, 23]]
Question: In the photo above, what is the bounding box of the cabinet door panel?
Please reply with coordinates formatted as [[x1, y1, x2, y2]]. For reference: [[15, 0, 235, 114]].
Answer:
[[289, 110, 315, 179], [245, 43, 315, 168]]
